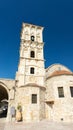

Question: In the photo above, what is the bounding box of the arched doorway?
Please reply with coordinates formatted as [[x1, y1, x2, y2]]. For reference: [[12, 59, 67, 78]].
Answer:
[[0, 85, 8, 118]]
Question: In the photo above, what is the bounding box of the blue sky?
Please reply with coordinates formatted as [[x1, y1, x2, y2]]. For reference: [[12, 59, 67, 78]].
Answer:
[[0, 0, 73, 79]]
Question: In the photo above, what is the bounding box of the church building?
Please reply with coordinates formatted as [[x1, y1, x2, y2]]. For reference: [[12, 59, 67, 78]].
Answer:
[[0, 23, 73, 123]]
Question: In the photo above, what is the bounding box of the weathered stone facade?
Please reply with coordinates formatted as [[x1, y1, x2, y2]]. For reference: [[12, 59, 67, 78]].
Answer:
[[0, 23, 73, 123], [45, 64, 73, 122]]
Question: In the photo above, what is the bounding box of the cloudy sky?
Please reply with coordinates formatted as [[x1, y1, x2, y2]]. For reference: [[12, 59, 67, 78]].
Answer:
[[0, 0, 73, 78]]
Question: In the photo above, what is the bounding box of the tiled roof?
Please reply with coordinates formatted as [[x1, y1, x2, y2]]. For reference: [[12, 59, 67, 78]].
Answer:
[[48, 70, 73, 78]]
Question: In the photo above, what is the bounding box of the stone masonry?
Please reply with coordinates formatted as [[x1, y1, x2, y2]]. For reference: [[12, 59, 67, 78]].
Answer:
[[0, 23, 73, 123]]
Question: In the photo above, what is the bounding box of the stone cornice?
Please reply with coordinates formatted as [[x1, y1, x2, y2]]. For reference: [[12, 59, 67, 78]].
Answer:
[[19, 83, 46, 90], [21, 40, 44, 45], [20, 57, 45, 61], [46, 73, 73, 80]]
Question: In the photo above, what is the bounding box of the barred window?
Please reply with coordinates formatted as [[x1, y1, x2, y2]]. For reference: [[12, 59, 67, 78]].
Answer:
[[70, 87, 73, 97], [32, 94, 37, 104], [58, 87, 64, 98]]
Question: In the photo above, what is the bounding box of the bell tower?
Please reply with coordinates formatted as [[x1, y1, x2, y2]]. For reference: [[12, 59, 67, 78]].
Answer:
[[16, 23, 45, 87]]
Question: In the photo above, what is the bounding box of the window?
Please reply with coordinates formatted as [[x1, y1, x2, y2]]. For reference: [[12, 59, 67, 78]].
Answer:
[[58, 87, 64, 98], [30, 67, 35, 74], [70, 87, 73, 97], [32, 94, 37, 104], [31, 36, 35, 41], [30, 51, 35, 58]]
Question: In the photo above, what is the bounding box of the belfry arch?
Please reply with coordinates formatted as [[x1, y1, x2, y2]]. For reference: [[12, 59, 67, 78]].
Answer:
[[0, 83, 9, 118]]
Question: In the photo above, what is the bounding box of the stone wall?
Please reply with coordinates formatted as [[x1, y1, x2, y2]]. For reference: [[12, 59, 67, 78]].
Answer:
[[46, 75, 73, 122], [15, 85, 45, 122]]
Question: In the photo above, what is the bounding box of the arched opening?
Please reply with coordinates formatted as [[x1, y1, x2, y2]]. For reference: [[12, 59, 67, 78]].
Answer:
[[30, 51, 35, 58], [31, 35, 35, 41], [0, 85, 8, 118]]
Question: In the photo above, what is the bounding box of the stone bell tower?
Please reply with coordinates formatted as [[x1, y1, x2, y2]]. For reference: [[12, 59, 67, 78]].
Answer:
[[16, 23, 45, 87], [15, 23, 45, 122]]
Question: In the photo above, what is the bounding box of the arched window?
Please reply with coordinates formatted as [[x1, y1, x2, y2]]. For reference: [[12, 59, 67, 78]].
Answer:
[[31, 35, 35, 41], [30, 67, 35, 74], [30, 51, 35, 58]]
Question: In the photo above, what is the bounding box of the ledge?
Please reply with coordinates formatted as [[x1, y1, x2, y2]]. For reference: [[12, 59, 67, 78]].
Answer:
[[45, 100, 54, 104], [19, 83, 46, 90]]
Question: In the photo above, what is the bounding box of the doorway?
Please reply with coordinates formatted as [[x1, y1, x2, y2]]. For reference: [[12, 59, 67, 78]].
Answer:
[[0, 85, 8, 118]]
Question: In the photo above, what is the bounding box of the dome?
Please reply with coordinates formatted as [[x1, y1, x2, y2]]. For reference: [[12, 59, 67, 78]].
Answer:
[[49, 70, 73, 78]]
